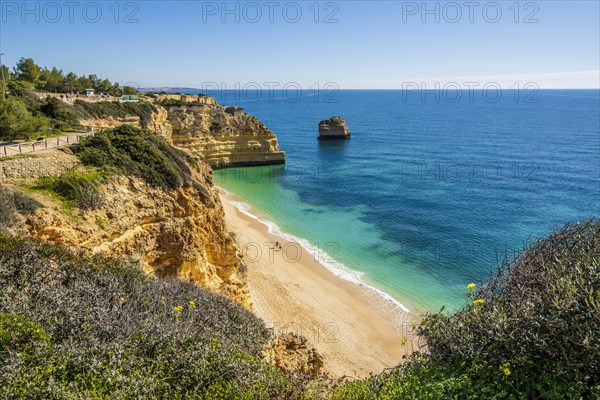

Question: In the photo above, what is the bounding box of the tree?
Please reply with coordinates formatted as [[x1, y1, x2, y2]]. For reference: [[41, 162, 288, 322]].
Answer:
[[0, 65, 10, 84], [88, 74, 101, 90], [123, 86, 138, 95], [42, 67, 64, 92], [14, 58, 41, 85], [7, 80, 35, 97], [0, 97, 50, 140], [40, 68, 64, 92], [110, 83, 122, 96], [76, 76, 93, 92], [63, 72, 78, 93], [98, 79, 113, 94]]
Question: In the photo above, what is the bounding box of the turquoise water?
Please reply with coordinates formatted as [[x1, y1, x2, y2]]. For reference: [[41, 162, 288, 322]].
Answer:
[[205, 89, 599, 313]]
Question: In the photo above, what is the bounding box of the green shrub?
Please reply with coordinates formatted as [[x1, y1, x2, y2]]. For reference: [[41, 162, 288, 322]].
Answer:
[[0, 313, 49, 355], [39, 97, 83, 131], [73, 100, 157, 128], [0, 188, 42, 232], [334, 220, 600, 400], [157, 99, 207, 107], [32, 170, 105, 211], [0, 96, 51, 141], [0, 235, 317, 398], [75, 125, 195, 191]]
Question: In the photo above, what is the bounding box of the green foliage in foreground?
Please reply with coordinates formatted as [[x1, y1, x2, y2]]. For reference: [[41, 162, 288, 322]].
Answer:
[[0, 236, 315, 399], [75, 125, 196, 191], [333, 220, 600, 400]]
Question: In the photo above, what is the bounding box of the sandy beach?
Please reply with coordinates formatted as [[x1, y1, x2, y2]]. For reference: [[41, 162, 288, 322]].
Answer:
[[218, 189, 419, 379]]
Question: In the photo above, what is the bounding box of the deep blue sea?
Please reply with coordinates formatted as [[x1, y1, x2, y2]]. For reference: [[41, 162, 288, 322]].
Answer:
[[181, 89, 600, 313]]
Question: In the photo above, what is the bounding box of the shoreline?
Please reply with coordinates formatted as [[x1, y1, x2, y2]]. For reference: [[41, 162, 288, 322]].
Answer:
[[217, 187, 420, 379]]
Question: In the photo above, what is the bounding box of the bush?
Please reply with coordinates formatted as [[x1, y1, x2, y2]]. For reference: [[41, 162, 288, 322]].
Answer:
[[0, 235, 316, 398], [0, 188, 42, 232], [0, 313, 49, 355], [334, 220, 600, 399], [73, 100, 157, 128], [75, 125, 195, 191], [39, 97, 83, 131], [0, 96, 51, 141], [32, 170, 105, 211], [157, 99, 207, 107]]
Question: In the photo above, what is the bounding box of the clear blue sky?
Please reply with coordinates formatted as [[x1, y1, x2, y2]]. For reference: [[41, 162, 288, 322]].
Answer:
[[1, 1, 599, 88]]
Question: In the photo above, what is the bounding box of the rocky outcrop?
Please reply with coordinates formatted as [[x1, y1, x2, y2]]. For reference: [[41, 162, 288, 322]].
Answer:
[[146, 105, 173, 141], [77, 95, 285, 168], [264, 334, 325, 377], [80, 115, 141, 130], [318, 117, 351, 140], [18, 151, 251, 309], [163, 103, 285, 169], [150, 93, 217, 106]]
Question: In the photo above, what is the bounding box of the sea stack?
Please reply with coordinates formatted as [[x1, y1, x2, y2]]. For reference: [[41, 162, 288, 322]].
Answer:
[[318, 117, 351, 140]]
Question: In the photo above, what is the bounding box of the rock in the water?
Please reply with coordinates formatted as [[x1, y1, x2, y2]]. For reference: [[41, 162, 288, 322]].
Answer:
[[318, 116, 350, 140]]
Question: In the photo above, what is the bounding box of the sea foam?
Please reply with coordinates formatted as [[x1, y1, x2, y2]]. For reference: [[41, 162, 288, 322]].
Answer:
[[223, 191, 412, 314]]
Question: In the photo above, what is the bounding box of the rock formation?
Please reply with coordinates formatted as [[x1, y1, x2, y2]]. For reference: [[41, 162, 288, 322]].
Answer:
[[149, 93, 218, 106], [318, 116, 351, 140], [1, 150, 250, 309], [1, 94, 287, 309], [264, 334, 325, 377], [77, 95, 286, 169], [162, 103, 286, 169]]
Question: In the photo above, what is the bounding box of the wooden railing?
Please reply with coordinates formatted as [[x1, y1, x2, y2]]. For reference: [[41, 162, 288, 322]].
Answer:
[[0, 131, 94, 158]]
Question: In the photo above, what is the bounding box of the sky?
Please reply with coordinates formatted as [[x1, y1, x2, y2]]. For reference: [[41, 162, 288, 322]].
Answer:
[[0, 0, 599, 89]]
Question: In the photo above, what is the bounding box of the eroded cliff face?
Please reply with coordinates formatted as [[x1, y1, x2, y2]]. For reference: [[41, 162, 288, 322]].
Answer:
[[164, 104, 285, 169], [79, 107, 173, 140], [3, 151, 250, 308], [77, 95, 286, 168]]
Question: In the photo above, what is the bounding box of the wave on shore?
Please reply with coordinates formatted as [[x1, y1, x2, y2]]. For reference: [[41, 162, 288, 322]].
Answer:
[[220, 188, 412, 314]]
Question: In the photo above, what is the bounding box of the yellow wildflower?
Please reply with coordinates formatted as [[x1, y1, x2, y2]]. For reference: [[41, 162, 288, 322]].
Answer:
[[467, 283, 476, 289], [189, 300, 196, 309], [503, 368, 511, 377], [402, 336, 408, 343], [473, 299, 485, 305], [173, 305, 183, 313]]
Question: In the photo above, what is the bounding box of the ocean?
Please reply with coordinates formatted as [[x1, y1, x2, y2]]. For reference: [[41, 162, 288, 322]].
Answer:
[[185, 89, 599, 313]]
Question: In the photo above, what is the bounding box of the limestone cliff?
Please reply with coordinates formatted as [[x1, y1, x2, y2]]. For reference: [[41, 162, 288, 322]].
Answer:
[[318, 116, 351, 140], [164, 104, 285, 169], [1, 150, 250, 308], [76, 95, 286, 168]]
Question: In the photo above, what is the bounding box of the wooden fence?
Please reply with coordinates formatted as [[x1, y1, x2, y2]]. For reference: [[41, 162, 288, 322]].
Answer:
[[0, 131, 94, 158]]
